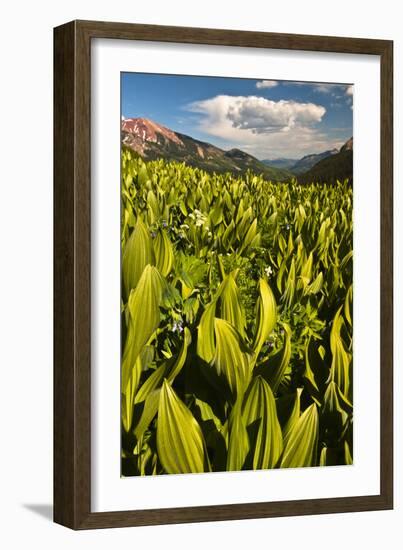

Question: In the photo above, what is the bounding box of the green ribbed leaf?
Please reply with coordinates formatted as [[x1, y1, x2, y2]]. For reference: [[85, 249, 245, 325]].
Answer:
[[213, 318, 252, 397], [253, 278, 277, 357], [157, 381, 206, 474], [239, 218, 258, 253], [304, 272, 323, 295], [135, 327, 191, 404], [344, 441, 353, 465], [280, 387, 302, 447], [219, 272, 246, 338], [280, 403, 319, 468], [282, 258, 296, 308], [134, 389, 160, 441], [154, 229, 174, 277], [121, 265, 164, 392], [242, 376, 283, 469], [344, 284, 353, 326], [322, 380, 352, 432], [122, 217, 155, 298], [329, 307, 352, 398], [227, 401, 249, 471], [197, 300, 217, 363], [147, 189, 159, 223], [122, 354, 142, 433], [299, 251, 313, 288], [303, 337, 320, 398], [263, 323, 292, 393]]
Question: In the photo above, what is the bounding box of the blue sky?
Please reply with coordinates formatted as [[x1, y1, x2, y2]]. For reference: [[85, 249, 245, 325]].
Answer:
[[121, 73, 353, 159]]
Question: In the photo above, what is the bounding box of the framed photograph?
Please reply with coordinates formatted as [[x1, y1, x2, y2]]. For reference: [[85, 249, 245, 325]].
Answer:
[[54, 20, 393, 529]]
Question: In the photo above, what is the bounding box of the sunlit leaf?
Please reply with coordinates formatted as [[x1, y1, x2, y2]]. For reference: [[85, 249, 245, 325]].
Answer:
[[281, 388, 303, 447], [197, 300, 217, 363], [121, 265, 165, 392], [253, 278, 277, 357], [329, 306, 352, 399], [122, 217, 155, 298], [282, 258, 296, 308], [219, 272, 246, 338], [157, 381, 206, 474], [213, 318, 252, 397], [242, 376, 283, 469], [280, 403, 319, 468], [135, 327, 191, 404], [258, 323, 292, 393], [154, 229, 174, 277], [227, 401, 249, 471]]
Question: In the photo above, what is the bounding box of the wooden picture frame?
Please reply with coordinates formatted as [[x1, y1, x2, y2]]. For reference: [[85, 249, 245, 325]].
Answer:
[[54, 20, 393, 530]]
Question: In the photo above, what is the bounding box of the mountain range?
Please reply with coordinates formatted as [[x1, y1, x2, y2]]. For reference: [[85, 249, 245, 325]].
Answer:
[[122, 117, 292, 181], [298, 137, 353, 184], [122, 117, 352, 184]]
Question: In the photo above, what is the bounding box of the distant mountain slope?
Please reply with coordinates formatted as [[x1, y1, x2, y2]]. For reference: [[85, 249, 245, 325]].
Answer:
[[291, 149, 339, 174], [262, 158, 298, 170], [298, 138, 353, 184], [223, 148, 294, 181], [122, 117, 292, 181]]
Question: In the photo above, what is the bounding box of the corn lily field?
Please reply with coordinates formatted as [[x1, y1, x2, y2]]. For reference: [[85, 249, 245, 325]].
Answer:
[[121, 148, 353, 476]]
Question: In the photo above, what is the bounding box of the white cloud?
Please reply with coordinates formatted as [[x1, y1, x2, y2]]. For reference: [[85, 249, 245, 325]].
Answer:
[[186, 94, 340, 158], [189, 95, 325, 134], [314, 83, 340, 93], [256, 80, 278, 89], [290, 82, 353, 96]]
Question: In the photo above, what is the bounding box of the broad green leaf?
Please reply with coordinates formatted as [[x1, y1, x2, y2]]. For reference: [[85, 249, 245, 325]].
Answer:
[[280, 403, 319, 468], [239, 218, 259, 253], [242, 376, 283, 469], [213, 318, 252, 397], [197, 300, 217, 363], [344, 284, 353, 326], [253, 278, 277, 357], [154, 229, 174, 277], [304, 272, 323, 295], [122, 217, 155, 298], [157, 381, 206, 474], [147, 189, 159, 223], [135, 328, 191, 404], [226, 401, 249, 471], [281, 388, 303, 447], [282, 258, 296, 308], [329, 306, 352, 399], [303, 337, 320, 398], [137, 163, 149, 187], [300, 251, 313, 286], [219, 272, 246, 338], [222, 220, 235, 249], [134, 389, 160, 441], [195, 398, 223, 433], [258, 323, 292, 393], [122, 354, 142, 433], [121, 265, 165, 392], [344, 441, 353, 465], [322, 380, 352, 433]]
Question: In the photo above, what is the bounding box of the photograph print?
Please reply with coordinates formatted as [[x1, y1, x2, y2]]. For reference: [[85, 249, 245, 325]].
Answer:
[[120, 73, 353, 477]]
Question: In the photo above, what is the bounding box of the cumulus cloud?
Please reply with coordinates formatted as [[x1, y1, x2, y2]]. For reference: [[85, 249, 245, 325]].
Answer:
[[346, 85, 354, 96], [189, 95, 325, 135], [256, 80, 278, 89], [186, 95, 337, 158]]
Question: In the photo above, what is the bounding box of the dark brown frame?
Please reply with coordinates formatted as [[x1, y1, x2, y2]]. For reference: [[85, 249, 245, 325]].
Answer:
[[54, 20, 393, 530]]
